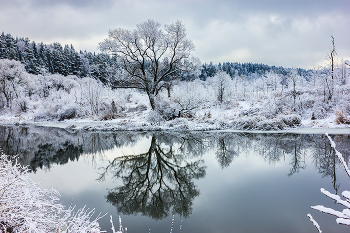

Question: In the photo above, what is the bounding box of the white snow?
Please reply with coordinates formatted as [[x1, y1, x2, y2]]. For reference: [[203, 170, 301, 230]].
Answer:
[[307, 214, 322, 233], [326, 133, 350, 177], [311, 205, 348, 219], [336, 218, 350, 226], [0, 59, 350, 132], [0, 152, 106, 232], [343, 191, 350, 201], [310, 135, 350, 231]]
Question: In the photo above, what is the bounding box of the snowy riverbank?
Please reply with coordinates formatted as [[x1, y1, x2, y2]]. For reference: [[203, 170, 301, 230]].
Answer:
[[0, 59, 350, 133], [0, 109, 349, 134]]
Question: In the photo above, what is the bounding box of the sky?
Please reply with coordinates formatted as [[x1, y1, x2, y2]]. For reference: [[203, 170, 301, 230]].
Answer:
[[0, 0, 350, 69]]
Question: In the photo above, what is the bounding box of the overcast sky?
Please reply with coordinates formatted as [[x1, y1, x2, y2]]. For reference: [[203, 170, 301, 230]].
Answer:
[[1, 0, 349, 69]]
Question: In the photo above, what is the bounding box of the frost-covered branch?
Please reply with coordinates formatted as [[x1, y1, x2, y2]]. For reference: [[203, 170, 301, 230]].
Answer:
[[0, 152, 105, 232], [325, 133, 350, 177], [309, 133, 350, 231], [307, 214, 322, 233]]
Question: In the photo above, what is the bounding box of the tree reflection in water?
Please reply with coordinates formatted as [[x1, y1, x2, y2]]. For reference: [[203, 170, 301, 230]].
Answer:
[[1, 125, 350, 215], [98, 133, 206, 220], [215, 135, 238, 169]]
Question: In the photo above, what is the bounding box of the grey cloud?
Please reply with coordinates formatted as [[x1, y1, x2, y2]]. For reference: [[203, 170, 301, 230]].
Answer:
[[17, 0, 115, 10], [0, 0, 349, 68]]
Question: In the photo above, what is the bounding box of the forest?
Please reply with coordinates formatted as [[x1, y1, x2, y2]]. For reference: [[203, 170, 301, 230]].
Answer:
[[0, 29, 349, 131]]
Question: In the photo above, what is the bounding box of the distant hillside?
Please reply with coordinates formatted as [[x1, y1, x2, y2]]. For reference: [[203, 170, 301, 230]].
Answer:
[[199, 62, 310, 81], [0, 32, 118, 84], [1, 32, 310, 84]]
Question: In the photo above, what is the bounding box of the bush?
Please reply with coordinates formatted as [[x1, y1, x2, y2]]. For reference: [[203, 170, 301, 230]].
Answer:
[[136, 104, 148, 112], [146, 110, 164, 124], [59, 107, 77, 121], [0, 153, 103, 232], [232, 116, 263, 130], [334, 111, 350, 125], [155, 100, 179, 121], [280, 114, 301, 127], [99, 112, 117, 121], [257, 118, 286, 130], [33, 111, 58, 122]]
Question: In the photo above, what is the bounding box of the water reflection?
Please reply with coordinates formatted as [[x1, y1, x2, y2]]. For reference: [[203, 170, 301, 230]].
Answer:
[[215, 135, 238, 169], [0, 126, 350, 220], [30, 142, 83, 172], [99, 133, 206, 219]]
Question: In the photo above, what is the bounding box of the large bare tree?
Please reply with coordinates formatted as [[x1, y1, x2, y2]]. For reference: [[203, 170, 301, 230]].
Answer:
[[99, 19, 195, 109]]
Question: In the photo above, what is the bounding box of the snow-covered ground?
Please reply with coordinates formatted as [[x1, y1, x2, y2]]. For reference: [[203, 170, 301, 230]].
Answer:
[[0, 59, 350, 132], [1, 105, 349, 133]]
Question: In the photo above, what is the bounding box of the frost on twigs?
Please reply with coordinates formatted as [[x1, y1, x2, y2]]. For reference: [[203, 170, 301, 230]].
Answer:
[[0, 152, 103, 232], [110, 215, 127, 233], [307, 214, 322, 233], [326, 133, 350, 177], [309, 134, 350, 231]]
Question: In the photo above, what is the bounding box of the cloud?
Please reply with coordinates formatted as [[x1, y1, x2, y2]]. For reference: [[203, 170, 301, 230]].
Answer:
[[0, 0, 349, 68]]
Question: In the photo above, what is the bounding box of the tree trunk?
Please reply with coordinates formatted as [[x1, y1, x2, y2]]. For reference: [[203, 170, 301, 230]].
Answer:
[[167, 85, 171, 98], [148, 92, 156, 110]]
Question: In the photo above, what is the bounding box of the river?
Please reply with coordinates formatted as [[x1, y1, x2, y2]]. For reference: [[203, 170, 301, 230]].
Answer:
[[1, 125, 350, 233]]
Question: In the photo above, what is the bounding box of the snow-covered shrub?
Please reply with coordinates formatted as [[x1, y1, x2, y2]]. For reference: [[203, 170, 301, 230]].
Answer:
[[334, 111, 350, 125], [136, 104, 148, 112], [335, 86, 350, 114], [231, 116, 266, 130], [80, 78, 105, 116], [146, 110, 163, 124], [312, 107, 328, 120], [33, 110, 59, 122], [155, 99, 179, 121], [168, 117, 190, 130], [99, 112, 117, 121], [257, 118, 286, 130], [0, 59, 27, 109], [280, 114, 301, 127], [207, 71, 232, 103], [59, 107, 77, 121], [172, 80, 211, 112], [14, 97, 28, 113], [0, 152, 103, 232], [239, 108, 261, 117], [231, 114, 301, 130]]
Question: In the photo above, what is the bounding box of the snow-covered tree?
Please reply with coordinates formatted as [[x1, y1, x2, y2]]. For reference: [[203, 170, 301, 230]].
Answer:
[[99, 19, 195, 109], [0, 59, 26, 108], [209, 71, 232, 103]]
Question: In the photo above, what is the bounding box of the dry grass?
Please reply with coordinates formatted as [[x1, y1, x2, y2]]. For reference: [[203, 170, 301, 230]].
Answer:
[[334, 111, 350, 125]]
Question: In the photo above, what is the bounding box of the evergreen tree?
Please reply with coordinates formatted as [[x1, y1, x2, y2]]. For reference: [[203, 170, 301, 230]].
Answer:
[[5, 34, 17, 60], [52, 42, 66, 74], [23, 39, 38, 74], [0, 32, 6, 59]]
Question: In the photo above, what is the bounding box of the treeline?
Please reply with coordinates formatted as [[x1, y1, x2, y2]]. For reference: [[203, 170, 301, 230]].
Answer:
[[1, 32, 312, 85], [0, 32, 118, 83], [199, 62, 310, 81]]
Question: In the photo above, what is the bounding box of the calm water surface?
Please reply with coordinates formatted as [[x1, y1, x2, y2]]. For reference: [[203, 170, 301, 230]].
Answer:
[[1, 126, 350, 233]]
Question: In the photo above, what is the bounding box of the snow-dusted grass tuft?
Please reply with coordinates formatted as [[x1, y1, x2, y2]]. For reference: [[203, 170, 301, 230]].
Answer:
[[0, 152, 105, 232]]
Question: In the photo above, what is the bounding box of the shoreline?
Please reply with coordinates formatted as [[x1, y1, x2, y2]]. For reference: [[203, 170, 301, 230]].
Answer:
[[1, 117, 349, 135]]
